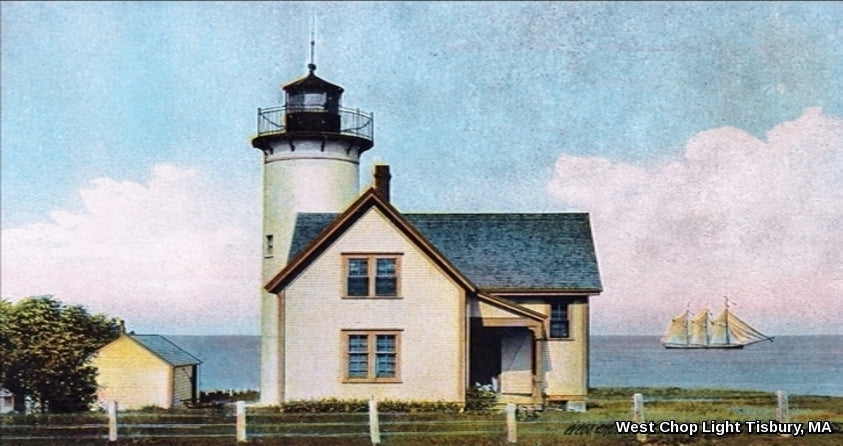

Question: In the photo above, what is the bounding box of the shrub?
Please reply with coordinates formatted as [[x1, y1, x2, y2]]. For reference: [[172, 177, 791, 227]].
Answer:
[[199, 389, 259, 404], [280, 398, 367, 413], [465, 383, 497, 412], [278, 398, 462, 413], [380, 399, 462, 413]]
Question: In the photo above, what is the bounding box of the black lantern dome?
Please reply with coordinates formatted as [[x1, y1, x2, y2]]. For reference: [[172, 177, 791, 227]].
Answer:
[[282, 64, 344, 133]]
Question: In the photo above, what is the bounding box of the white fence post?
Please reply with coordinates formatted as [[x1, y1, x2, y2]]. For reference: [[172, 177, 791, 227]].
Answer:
[[633, 393, 647, 443], [776, 391, 789, 422], [236, 400, 247, 443], [107, 400, 118, 442], [505, 403, 517, 444], [369, 396, 381, 445]]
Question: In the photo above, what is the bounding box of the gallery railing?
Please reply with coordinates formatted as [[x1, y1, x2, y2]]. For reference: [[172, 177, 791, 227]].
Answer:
[[256, 106, 374, 141]]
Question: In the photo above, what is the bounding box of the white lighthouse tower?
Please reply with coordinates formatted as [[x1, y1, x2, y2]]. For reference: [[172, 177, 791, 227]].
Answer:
[[251, 60, 374, 404]]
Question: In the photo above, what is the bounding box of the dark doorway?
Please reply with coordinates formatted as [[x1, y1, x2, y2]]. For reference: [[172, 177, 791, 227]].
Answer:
[[469, 319, 502, 386]]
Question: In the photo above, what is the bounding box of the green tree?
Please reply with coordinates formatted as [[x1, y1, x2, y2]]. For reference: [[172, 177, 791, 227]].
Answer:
[[0, 295, 120, 413]]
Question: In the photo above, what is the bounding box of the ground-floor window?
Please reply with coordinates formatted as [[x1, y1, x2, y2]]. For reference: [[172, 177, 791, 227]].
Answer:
[[343, 330, 401, 382]]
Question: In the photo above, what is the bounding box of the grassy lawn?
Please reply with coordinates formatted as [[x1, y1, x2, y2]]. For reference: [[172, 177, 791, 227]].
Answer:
[[1, 387, 840, 445]]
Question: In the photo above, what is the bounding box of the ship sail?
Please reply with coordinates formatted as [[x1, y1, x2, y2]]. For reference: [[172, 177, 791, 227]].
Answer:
[[662, 299, 774, 349], [688, 309, 710, 346], [709, 308, 774, 347], [661, 310, 691, 346]]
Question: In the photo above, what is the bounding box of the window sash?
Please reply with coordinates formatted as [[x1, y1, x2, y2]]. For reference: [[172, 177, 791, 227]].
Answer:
[[375, 334, 396, 377], [375, 258, 397, 296], [346, 258, 370, 296], [550, 304, 570, 338], [347, 335, 369, 378]]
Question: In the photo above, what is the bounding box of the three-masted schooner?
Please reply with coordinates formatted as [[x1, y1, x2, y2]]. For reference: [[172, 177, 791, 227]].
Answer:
[[661, 298, 774, 349]]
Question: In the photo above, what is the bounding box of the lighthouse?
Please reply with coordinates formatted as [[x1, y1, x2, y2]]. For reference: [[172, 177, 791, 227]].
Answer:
[[251, 61, 374, 404]]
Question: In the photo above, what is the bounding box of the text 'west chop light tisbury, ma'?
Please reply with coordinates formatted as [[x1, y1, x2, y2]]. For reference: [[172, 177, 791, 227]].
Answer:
[[614, 420, 827, 437]]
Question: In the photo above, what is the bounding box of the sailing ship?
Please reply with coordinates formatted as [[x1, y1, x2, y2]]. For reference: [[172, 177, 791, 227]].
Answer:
[[661, 298, 774, 349]]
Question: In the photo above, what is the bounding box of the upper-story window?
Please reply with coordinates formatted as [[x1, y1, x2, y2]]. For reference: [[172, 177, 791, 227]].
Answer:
[[344, 255, 401, 297], [550, 303, 570, 338]]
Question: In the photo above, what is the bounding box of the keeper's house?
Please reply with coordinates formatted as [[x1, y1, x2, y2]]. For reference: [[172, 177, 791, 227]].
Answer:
[[263, 175, 602, 410]]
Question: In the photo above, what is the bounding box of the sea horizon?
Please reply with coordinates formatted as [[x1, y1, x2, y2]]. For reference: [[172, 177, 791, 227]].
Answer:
[[166, 335, 843, 398]]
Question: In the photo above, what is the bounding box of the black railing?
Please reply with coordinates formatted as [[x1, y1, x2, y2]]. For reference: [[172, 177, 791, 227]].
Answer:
[[256, 106, 374, 141]]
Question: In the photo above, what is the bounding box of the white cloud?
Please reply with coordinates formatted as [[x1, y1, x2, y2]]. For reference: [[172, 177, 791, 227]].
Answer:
[[2, 164, 261, 335], [547, 107, 843, 335]]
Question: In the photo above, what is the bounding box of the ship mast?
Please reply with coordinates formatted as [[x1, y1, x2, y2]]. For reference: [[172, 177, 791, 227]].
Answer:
[[723, 296, 731, 345]]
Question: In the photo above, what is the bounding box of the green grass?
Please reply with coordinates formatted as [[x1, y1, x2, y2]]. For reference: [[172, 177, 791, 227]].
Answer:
[[1, 387, 841, 445]]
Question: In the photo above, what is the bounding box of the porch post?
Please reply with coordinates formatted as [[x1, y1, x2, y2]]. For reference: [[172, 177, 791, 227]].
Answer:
[[530, 325, 544, 405]]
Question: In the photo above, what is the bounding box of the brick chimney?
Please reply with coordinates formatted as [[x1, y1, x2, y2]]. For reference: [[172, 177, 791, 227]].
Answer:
[[374, 164, 391, 202]]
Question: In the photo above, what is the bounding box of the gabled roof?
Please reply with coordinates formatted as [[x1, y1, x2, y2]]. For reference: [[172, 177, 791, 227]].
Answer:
[[128, 335, 201, 367], [268, 189, 475, 293], [270, 188, 602, 294]]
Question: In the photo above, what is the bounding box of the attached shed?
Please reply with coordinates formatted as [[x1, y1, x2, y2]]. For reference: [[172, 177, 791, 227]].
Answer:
[[93, 334, 201, 410]]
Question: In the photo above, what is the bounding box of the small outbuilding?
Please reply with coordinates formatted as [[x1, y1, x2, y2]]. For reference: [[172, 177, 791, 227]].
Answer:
[[0, 388, 14, 414], [93, 333, 201, 410]]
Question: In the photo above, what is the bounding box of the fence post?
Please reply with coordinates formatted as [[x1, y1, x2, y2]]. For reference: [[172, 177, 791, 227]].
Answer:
[[633, 393, 647, 443], [369, 396, 381, 445], [107, 400, 118, 443], [776, 390, 789, 422], [236, 400, 247, 443], [505, 403, 517, 444]]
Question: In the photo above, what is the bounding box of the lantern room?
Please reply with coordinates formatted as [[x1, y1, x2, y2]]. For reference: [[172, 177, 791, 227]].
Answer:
[[283, 63, 343, 132]]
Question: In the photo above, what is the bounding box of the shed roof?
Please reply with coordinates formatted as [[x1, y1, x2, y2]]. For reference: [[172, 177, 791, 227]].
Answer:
[[129, 335, 201, 367], [288, 211, 602, 292]]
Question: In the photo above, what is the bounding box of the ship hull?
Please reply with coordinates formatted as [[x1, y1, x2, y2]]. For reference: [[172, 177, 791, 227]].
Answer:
[[663, 344, 744, 349]]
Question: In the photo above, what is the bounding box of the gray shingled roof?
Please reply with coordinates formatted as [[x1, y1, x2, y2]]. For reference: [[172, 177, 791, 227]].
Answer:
[[129, 335, 201, 367], [288, 212, 602, 292]]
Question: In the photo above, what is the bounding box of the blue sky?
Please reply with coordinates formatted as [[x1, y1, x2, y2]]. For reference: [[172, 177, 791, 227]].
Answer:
[[3, 2, 842, 335]]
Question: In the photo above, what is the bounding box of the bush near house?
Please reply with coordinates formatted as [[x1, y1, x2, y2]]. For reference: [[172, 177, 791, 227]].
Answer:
[[0, 296, 121, 413], [276, 397, 462, 414], [464, 383, 498, 412]]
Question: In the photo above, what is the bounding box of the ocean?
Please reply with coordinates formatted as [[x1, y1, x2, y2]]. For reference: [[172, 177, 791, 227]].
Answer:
[[590, 335, 842, 397], [169, 335, 843, 397]]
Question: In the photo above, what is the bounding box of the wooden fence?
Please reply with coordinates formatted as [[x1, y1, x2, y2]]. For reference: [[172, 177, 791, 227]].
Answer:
[[0, 391, 807, 444]]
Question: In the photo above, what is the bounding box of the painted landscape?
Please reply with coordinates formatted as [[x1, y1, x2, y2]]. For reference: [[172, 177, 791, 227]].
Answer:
[[3, 2, 842, 445]]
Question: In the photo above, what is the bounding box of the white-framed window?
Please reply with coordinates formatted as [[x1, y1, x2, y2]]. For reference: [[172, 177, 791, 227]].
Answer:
[[343, 330, 401, 382], [343, 255, 401, 297]]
